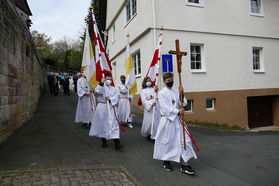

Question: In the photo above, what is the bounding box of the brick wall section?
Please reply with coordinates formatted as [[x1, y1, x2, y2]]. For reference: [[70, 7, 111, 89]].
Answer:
[[0, 0, 44, 143]]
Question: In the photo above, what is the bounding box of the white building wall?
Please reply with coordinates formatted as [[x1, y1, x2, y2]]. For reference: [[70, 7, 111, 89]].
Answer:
[[155, 0, 279, 38], [161, 30, 279, 92], [111, 31, 154, 90], [107, 0, 156, 89], [106, 0, 279, 93], [106, 0, 123, 27], [106, 0, 154, 60]]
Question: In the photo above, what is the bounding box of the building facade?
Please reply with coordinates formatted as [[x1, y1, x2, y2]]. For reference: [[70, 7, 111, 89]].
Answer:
[[14, 0, 32, 28], [105, 0, 279, 128]]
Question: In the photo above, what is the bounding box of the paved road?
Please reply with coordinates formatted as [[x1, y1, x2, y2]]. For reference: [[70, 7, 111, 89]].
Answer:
[[1, 88, 279, 186]]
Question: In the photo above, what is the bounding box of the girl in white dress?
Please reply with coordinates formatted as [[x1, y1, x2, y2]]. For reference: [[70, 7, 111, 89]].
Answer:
[[140, 77, 160, 140]]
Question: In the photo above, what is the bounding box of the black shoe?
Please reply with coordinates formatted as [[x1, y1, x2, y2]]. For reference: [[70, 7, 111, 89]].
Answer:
[[146, 135, 151, 141], [101, 138, 108, 148], [180, 165, 195, 175], [82, 123, 88, 129], [115, 144, 123, 150], [163, 161, 173, 171], [114, 139, 123, 151]]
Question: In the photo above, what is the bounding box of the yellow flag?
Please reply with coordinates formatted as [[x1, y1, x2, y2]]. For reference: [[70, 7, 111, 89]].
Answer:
[[125, 43, 137, 96], [81, 27, 98, 88]]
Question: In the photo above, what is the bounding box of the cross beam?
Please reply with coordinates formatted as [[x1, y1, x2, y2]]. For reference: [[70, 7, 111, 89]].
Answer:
[[168, 39, 187, 73]]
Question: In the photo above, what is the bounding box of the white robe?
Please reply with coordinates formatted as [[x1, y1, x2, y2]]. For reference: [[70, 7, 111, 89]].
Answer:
[[69, 77, 74, 91], [75, 77, 95, 123], [153, 87, 197, 163], [89, 84, 120, 139], [117, 83, 132, 123], [140, 87, 160, 139]]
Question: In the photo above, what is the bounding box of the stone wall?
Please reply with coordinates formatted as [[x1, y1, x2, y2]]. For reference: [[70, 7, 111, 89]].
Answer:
[[0, 0, 44, 143]]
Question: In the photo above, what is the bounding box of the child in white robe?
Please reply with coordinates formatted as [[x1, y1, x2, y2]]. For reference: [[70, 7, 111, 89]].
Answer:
[[140, 77, 160, 140], [89, 73, 123, 150], [153, 72, 197, 175], [75, 72, 95, 129], [117, 75, 133, 128]]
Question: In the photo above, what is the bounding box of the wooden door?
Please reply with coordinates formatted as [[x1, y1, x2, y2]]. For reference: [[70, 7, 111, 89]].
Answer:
[[247, 96, 273, 128]]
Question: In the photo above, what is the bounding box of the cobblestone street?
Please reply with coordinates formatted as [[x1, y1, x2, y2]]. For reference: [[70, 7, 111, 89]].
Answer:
[[1, 166, 138, 186]]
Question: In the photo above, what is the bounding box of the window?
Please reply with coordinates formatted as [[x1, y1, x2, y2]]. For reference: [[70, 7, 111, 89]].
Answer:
[[186, 0, 204, 7], [206, 98, 215, 111], [184, 100, 193, 112], [250, 0, 264, 16], [190, 44, 204, 72], [132, 50, 141, 76], [126, 0, 137, 23], [253, 47, 264, 72], [112, 24, 115, 43]]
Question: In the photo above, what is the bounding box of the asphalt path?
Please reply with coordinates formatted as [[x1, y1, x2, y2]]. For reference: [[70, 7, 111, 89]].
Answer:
[[0, 88, 279, 186]]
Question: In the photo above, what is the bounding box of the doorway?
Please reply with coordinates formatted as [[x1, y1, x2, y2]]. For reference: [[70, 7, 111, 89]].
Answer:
[[247, 96, 273, 128]]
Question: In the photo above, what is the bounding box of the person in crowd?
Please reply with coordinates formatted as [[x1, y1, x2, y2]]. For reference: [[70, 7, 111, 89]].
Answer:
[[64, 73, 70, 96], [53, 73, 59, 96], [47, 72, 55, 95], [73, 74, 78, 92]]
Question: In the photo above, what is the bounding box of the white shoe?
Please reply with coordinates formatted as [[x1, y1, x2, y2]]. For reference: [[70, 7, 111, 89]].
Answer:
[[128, 123, 133, 128]]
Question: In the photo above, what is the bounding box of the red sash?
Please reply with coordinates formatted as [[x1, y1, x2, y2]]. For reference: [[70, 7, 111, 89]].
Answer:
[[97, 102, 125, 132], [179, 118, 200, 152]]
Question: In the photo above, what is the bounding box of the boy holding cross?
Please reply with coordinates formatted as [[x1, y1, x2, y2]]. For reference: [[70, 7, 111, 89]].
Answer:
[[153, 72, 197, 175]]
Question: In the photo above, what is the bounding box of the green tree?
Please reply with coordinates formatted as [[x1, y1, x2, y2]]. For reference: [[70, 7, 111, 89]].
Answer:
[[32, 30, 84, 71], [51, 37, 71, 69], [68, 40, 83, 70], [69, 49, 83, 70], [64, 49, 71, 69], [86, 0, 107, 43], [31, 30, 52, 65]]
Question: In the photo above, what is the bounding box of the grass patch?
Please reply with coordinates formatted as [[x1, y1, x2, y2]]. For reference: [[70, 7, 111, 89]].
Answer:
[[188, 122, 245, 131]]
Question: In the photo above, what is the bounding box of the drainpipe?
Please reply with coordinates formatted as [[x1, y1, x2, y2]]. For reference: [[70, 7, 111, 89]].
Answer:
[[152, 0, 163, 89], [152, 0, 156, 50]]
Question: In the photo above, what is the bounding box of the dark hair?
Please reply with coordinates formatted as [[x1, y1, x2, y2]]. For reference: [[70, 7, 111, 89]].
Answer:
[[163, 72, 173, 80], [120, 75, 125, 80], [142, 76, 152, 89], [105, 73, 112, 78]]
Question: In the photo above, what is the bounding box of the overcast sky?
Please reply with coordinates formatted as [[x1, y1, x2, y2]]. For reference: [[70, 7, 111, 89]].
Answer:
[[28, 0, 91, 42]]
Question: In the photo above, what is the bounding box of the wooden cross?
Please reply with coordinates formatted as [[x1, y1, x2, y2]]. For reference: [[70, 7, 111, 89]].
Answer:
[[168, 39, 187, 150], [169, 39, 187, 73]]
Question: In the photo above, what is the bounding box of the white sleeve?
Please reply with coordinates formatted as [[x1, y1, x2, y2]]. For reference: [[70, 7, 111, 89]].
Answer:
[[95, 85, 105, 96], [141, 90, 153, 111], [178, 94, 188, 107], [77, 79, 86, 98], [118, 84, 128, 94], [158, 91, 179, 122], [110, 87, 119, 106]]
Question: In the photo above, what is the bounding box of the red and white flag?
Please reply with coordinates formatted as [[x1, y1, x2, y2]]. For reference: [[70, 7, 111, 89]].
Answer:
[[146, 32, 163, 86], [91, 11, 114, 86], [138, 32, 163, 106]]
